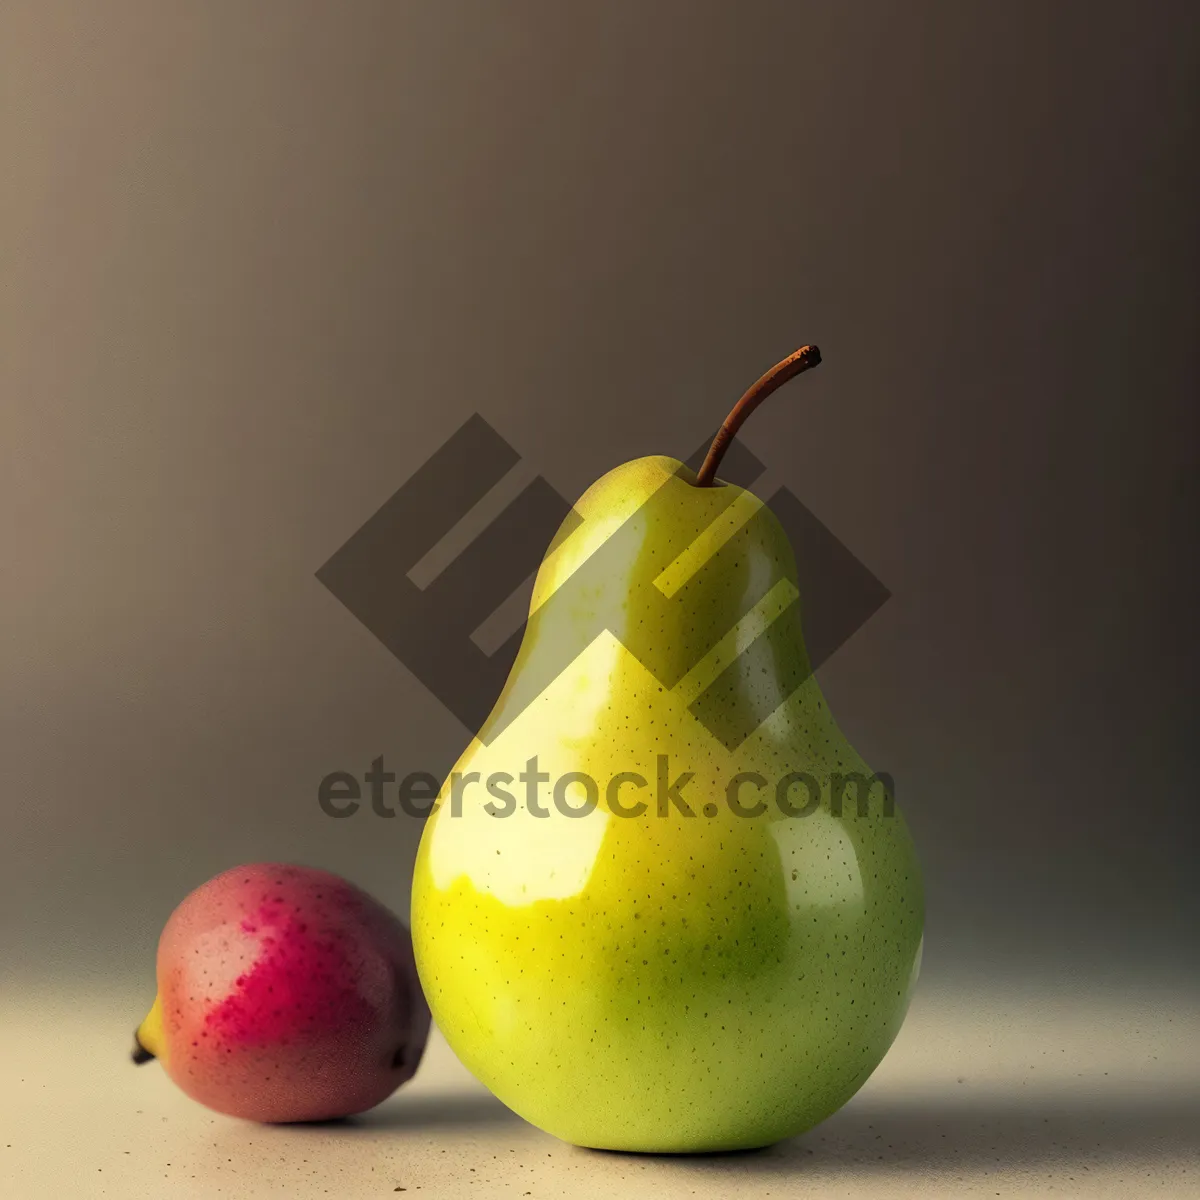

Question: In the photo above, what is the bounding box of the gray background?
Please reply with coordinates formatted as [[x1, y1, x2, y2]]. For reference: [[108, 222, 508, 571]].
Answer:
[[3, 1, 1197, 1000]]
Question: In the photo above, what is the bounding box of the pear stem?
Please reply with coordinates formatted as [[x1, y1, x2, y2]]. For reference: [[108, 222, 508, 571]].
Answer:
[[694, 345, 822, 486]]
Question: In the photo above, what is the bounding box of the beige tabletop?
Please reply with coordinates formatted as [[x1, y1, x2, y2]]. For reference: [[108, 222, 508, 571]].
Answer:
[[2, 978, 1196, 1198]]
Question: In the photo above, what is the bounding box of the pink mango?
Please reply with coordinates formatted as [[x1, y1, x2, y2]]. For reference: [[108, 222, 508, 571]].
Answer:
[[133, 863, 430, 1122]]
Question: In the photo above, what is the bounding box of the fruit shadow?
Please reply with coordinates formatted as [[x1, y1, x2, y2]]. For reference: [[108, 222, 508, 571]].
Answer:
[[584, 1090, 1200, 1173], [339, 1090, 524, 1131]]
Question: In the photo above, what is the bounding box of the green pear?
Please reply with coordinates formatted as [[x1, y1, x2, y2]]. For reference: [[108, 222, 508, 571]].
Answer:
[[411, 347, 923, 1153]]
